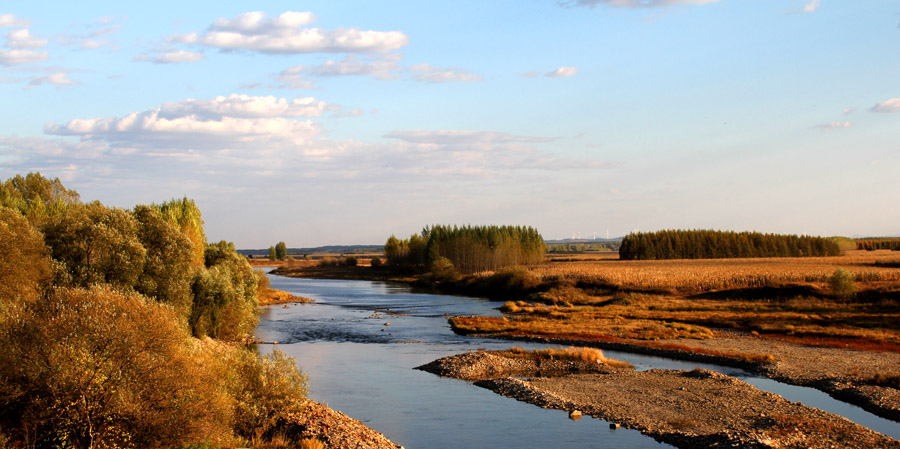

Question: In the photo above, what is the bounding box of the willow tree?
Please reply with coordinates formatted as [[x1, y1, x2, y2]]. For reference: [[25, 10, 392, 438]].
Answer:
[[0, 207, 52, 306], [156, 197, 206, 267]]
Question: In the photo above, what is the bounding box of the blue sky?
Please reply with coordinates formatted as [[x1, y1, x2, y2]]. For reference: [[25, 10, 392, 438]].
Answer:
[[1, 0, 898, 248]]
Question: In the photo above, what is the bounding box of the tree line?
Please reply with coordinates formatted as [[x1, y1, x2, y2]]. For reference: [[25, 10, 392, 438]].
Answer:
[[619, 229, 842, 260], [856, 238, 900, 251], [385, 224, 545, 273], [0, 173, 307, 448]]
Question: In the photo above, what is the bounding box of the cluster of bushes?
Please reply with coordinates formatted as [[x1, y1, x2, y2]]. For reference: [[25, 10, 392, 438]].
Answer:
[[0, 173, 308, 448], [856, 238, 900, 251], [318, 255, 358, 267], [385, 225, 545, 274], [619, 229, 842, 260]]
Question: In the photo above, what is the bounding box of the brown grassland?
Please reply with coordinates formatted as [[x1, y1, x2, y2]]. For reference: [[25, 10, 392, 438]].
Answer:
[[450, 250, 900, 360]]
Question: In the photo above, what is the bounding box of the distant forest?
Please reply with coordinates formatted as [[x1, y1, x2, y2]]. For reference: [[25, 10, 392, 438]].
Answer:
[[385, 224, 545, 273], [619, 229, 842, 260], [856, 238, 900, 251]]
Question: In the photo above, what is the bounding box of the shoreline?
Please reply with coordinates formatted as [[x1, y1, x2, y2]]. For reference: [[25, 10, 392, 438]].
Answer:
[[420, 350, 899, 449]]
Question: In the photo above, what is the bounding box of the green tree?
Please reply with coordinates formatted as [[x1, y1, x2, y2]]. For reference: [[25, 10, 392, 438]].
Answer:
[[275, 241, 287, 261], [132, 205, 195, 317], [190, 241, 259, 341], [268, 245, 277, 260], [42, 202, 146, 289], [156, 197, 206, 267], [0, 172, 80, 227]]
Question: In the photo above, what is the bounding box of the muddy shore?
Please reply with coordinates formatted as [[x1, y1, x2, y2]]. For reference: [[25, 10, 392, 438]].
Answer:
[[421, 350, 900, 449]]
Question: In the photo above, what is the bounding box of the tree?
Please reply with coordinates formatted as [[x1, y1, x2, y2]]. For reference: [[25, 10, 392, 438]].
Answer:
[[191, 241, 259, 341], [41, 202, 147, 289], [0, 286, 233, 448], [0, 207, 52, 306], [0, 172, 80, 227], [268, 245, 277, 260], [275, 241, 287, 261], [132, 205, 195, 317], [156, 197, 206, 267]]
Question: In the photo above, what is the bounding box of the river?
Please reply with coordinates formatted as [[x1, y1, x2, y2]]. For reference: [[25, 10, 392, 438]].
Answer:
[[255, 275, 900, 448]]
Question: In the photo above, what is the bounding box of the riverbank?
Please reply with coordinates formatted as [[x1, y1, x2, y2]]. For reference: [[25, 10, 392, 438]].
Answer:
[[282, 400, 402, 449], [421, 350, 899, 448]]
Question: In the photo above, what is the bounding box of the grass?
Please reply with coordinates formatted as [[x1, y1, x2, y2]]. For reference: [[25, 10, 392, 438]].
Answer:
[[503, 346, 633, 368], [448, 251, 900, 359]]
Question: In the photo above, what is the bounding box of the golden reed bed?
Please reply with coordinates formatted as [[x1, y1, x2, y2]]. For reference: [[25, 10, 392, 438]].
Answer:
[[529, 250, 900, 293]]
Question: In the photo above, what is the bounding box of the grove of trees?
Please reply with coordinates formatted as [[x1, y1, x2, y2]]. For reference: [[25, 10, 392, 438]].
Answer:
[[856, 238, 900, 251], [385, 225, 545, 274], [0, 173, 307, 448], [619, 229, 842, 260]]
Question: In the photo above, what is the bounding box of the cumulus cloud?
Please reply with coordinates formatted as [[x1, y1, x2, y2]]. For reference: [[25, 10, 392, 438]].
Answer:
[[171, 11, 409, 54], [43, 94, 325, 154], [0, 48, 48, 65], [307, 54, 403, 80], [134, 50, 205, 64], [5, 28, 47, 49], [545, 66, 577, 78], [271, 66, 316, 89], [870, 98, 900, 113], [409, 63, 482, 83], [567, 0, 719, 8], [0, 14, 29, 28], [813, 121, 852, 131]]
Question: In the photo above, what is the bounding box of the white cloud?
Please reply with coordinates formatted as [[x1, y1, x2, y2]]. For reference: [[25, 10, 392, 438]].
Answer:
[[271, 66, 316, 89], [0, 48, 48, 65], [385, 129, 555, 145], [306, 54, 403, 80], [134, 50, 205, 64], [802, 0, 820, 13], [0, 14, 29, 28], [813, 121, 852, 131], [44, 94, 325, 153], [27, 72, 79, 88], [871, 98, 900, 113], [568, 0, 719, 8], [5, 28, 47, 49], [545, 66, 578, 78], [842, 107, 856, 115], [409, 63, 482, 83], [172, 11, 408, 54], [157, 94, 328, 120]]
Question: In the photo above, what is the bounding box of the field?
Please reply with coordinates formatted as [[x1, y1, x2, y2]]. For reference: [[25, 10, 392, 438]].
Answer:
[[450, 250, 900, 355]]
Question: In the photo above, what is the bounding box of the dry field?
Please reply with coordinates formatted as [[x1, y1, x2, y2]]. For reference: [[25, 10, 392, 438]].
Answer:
[[533, 250, 900, 294], [452, 250, 900, 354]]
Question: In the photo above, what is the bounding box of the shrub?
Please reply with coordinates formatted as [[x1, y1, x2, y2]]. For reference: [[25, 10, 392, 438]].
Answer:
[[0, 286, 233, 448], [829, 268, 857, 300], [229, 349, 308, 440], [255, 269, 271, 290], [370, 257, 383, 268], [429, 256, 460, 282], [343, 255, 358, 266], [488, 266, 542, 292]]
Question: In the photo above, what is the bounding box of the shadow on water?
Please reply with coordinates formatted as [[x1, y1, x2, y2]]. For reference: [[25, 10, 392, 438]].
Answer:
[[257, 276, 900, 447]]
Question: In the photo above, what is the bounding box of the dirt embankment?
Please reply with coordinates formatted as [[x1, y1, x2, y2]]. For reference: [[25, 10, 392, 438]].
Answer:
[[280, 400, 402, 449], [422, 351, 900, 449]]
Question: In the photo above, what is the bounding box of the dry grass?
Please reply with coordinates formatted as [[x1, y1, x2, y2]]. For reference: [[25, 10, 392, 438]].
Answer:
[[528, 250, 900, 294], [299, 438, 325, 449], [504, 346, 633, 368], [451, 251, 900, 356]]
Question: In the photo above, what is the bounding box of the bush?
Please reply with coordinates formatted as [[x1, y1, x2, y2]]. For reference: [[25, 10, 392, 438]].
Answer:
[[370, 257, 383, 268], [429, 256, 460, 282], [488, 266, 542, 292], [343, 255, 358, 266], [0, 286, 233, 448], [829, 268, 857, 300], [229, 349, 308, 440]]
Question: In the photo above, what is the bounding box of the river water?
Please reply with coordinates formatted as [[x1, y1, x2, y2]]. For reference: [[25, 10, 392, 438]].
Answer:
[[255, 275, 900, 448]]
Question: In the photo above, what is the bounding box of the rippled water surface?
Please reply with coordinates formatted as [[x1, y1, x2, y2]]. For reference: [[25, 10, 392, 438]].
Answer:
[[256, 275, 900, 447]]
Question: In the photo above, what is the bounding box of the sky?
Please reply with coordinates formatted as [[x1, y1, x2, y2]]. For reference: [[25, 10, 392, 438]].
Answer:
[[1, 0, 898, 248]]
